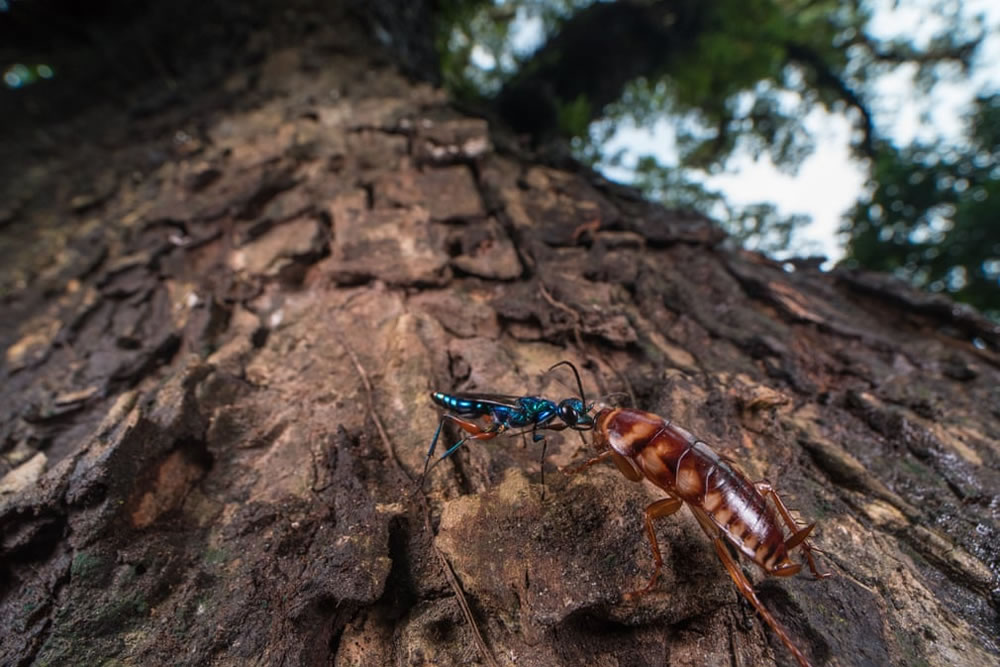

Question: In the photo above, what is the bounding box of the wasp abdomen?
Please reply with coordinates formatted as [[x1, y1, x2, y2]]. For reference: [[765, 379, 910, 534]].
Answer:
[[431, 392, 490, 414]]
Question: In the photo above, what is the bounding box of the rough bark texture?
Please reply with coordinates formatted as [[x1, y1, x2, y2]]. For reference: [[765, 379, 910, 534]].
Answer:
[[2, 12, 1000, 667]]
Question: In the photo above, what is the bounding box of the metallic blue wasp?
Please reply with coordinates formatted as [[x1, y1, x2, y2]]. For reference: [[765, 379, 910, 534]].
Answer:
[[421, 361, 594, 485]]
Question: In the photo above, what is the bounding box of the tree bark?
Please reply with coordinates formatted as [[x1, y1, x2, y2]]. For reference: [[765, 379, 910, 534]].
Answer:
[[2, 7, 999, 667]]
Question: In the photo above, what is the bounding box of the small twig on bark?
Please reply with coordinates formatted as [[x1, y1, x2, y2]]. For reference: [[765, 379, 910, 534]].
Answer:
[[539, 281, 585, 350], [434, 548, 497, 666], [539, 281, 636, 406], [571, 217, 601, 243], [338, 334, 499, 667], [339, 337, 410, 483]]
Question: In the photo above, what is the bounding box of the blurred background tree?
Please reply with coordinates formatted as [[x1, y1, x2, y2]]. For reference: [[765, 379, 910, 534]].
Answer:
[[2, 0, 996, 318], [844, 94, 1000, 317], [434, 0, 999, 318]]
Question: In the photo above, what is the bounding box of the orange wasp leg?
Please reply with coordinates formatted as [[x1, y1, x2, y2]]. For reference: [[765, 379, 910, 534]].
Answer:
[[441, 413, 505, 442], [421, 414, 506, 483], [624, 495, 683, 600], [711, 537, 813, 667], [755, 481, 833, 579]]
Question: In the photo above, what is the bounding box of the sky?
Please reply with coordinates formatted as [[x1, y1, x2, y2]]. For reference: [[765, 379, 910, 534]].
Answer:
[[599, 0, 1000, 263]]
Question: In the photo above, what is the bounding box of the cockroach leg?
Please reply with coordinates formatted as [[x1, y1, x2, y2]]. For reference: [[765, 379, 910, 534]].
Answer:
[[610, 450, 643, 482], [755, 481, 833, 579], [625, 496, 684, 600], [562, 449, 613, 476], [711, 537, 813, 667]]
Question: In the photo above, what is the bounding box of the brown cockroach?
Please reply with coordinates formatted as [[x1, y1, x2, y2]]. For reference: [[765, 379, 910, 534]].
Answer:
[[569, 405, 831, 667]]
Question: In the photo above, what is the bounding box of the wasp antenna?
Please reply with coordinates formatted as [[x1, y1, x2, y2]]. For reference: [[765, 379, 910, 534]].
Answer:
[[548, 360, 587, 408]]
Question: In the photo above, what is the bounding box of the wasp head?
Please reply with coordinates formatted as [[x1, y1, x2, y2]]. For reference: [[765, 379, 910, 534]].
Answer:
[[557, 398, 594, 429]]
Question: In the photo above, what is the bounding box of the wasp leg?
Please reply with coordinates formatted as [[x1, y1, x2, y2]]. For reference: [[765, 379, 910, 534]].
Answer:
[[530, 423, 549, 499], [754, 481, 832, 579], [421, 418, 448, 484], [711, 537, 813, 667], [624, 496, 683, 600], [421, 415, 502, 485]]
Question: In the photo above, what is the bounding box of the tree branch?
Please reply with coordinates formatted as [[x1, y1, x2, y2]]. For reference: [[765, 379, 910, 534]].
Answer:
[[784, 41, 876, 158]]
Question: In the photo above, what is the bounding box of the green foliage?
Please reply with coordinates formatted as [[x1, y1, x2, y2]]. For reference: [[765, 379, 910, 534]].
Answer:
[[434, 0, 593, 100], [557, 94, 591, 137], [434, 0, 515, 100], [437, 1, 980, 169], [843, 95, 1000, 318], [434, 0, 993, 312], [659, 0, 837, 169], [629, 154, 814, 255]]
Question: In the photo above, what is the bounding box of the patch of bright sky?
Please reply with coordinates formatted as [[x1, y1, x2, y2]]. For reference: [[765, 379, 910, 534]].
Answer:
[[506, 0, 1000, 263], [470, 3, 546, 80]]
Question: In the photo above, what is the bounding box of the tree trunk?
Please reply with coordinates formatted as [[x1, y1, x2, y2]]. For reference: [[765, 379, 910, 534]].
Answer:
[[2, 7, 998, 667]]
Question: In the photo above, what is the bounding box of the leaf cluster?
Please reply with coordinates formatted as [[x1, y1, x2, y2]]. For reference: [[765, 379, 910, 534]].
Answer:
[[843, 95, 1000, 317], [434, 0, 994, 313]]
